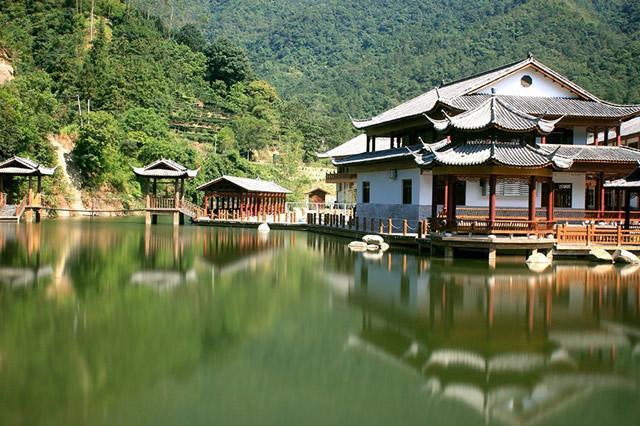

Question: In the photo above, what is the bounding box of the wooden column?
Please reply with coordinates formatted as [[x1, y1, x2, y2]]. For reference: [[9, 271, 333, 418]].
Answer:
[[616, 126, 622, 146], [603, 127, 609, 146], [597, 172, 605, 218], [594, 128, 599, 146], [528, 176, 537, 222], [489, 175, 497, 225], [443, 175, 450, 217], [446, 175, 456, 226], [431, 174, 438, 220], [547, 180, 555, 222], [624, 190, 632, 230], [540, 135, 547, 145]]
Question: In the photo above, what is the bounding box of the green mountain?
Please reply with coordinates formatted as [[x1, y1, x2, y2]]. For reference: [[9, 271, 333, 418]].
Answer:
[[205, 0, 640, 118]]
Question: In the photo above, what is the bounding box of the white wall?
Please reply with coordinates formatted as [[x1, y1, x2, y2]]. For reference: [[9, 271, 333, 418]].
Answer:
[[464, 179, 542, 208], [552, 172, 585, 209], [476, 67, 576, 98], [357, 169, 422, 204]]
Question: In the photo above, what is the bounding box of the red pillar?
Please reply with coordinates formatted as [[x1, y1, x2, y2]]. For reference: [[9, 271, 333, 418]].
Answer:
[[597, 172, 605, 218], [489, 175, 497, 224], [603, 127, 609, 146], [443, 175, 450, 217], [528, 176, 537, 222], [594, 128, 599, 146], [446, 175, 457, 226], [541, 135, 547, 145], [547, 180, 555, 222], [616, 126, 622, 146]]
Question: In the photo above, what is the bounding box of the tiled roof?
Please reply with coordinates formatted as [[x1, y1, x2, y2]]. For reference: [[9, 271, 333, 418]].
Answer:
[[426, 96, 561, 134], [317, 134, 391, 158], [443, 94, 640, 119], [544, 144, 640, 163], [605, 168, 640, 188], [133, 158, 198, 178], [0, 156, 56, 176], [331, 144, 423, 166], [334, 139, 640, 169], [197, 175, 291, 193], [351, 56, 640, 130], [417, 141, 572, 169]]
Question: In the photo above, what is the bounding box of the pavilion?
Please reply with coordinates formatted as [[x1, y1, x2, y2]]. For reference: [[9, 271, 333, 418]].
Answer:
[[197, 175, 291, 220], [329, 54, 640, 234], [0, 156, 56, 222], [132, 159, 199, 225]]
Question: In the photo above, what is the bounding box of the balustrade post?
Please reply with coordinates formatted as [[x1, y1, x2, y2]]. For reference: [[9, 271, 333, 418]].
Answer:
[[617, 225, 622, 246], [370, 218, 374, 233], [387, 218, 392, 234], [379, 219, 384, 234], [418, 220, 423, 239], [403, 219, 408, 236]]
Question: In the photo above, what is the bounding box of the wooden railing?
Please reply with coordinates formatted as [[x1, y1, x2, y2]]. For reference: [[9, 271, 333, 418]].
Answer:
[[436, 218, 555, 237], [179, 197, 205, 219], [30, 193, 42, 207], [556, 224, 640, 246], [15, 195, 28, 218], [148, 196, 177, 210], [454, 207, 640, 223]]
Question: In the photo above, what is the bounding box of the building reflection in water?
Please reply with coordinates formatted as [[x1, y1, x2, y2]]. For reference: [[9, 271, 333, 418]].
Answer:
[[332, 252, 640, 425]]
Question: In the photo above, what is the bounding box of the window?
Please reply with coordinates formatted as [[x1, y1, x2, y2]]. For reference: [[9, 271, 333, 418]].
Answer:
[[555, 183, 572, 208], [547, 128, 574, 145], [402, 179, 412, 204], [521, 75, 533, 87], [362, 181, 370, 203]]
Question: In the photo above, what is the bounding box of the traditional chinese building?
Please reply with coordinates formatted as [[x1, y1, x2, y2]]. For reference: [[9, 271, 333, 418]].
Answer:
[[0, 156, 55, 222], [133, 159, 199, 225], [197, 175, 291, 220], [329, 55, 640, 231]]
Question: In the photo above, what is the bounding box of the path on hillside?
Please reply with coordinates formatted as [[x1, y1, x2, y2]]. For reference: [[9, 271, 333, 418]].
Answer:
[[49, 135, 86, 216]]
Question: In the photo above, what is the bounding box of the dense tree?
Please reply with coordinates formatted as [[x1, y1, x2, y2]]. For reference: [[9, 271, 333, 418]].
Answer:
[[174, 23, 206, 52], [204, 37, 254, 87]]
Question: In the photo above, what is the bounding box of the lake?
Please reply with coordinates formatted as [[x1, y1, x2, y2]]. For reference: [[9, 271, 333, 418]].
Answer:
[[0, 219, 638, 425]]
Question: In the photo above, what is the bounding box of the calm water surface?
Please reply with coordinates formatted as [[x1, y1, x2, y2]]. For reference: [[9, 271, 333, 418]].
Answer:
[[0, 219, 639, 425]]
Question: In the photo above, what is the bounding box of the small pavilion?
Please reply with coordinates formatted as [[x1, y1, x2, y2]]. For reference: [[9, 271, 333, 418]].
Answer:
[[197, 175, 291, 220], [604, 169, 640, 229], [0, 156, 56, 222], [133, 159, 199, 225], [306, 187, 330, 205], [418, 94, 570, 234]]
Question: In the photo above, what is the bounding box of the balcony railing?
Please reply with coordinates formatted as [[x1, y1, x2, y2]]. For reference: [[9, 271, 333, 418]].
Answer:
[[325, 172, 357, 183], [147, 196, 177, 210]]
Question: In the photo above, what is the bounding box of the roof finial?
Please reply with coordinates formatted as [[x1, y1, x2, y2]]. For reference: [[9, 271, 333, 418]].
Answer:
[[528, 51, 534, 59], [491, 88, 497, 96]]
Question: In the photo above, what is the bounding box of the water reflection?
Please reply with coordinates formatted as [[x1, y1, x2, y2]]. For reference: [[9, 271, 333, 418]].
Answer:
[[0, 221, 638, 425], [336, 253, 640, 425]]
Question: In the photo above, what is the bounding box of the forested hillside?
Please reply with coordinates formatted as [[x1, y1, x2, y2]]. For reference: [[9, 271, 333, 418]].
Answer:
[[0, 0, 349, 208], [206, 0, 640, 117]]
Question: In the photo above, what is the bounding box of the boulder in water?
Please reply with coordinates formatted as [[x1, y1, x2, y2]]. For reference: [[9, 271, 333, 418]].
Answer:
[[587, 248, 613, 263], [348, 241, 368, 252], [362, 234, 384, 246], [379, 242, 390, 252], [257, 223, 270, 232], [526, 252, 551, 265], [612, 249, 640, 264], [367, 244, 380, 251]]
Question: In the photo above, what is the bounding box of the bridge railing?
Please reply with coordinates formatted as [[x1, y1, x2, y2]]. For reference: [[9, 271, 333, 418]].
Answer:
[[556, 224, 640, 246], [15, 195, 28, 218], [179, 197, 205, 219]]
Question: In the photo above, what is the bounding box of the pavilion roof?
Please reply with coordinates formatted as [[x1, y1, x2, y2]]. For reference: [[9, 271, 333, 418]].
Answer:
[[132, 158, 198, 178], [604, 168, 640, 189], [334, 139, 640, 169], [317, 134, 391, 158], [425, 95, 562, 134], [197, 175, 291, 194], [0, 156, 56, 176], [351, 55, 640, 130], [417, 140, 572, 169]]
